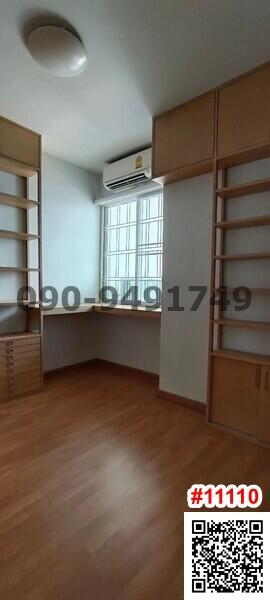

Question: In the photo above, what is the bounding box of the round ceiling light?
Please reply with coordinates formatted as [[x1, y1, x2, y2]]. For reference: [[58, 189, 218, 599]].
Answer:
[[27, 25, 87, 77]]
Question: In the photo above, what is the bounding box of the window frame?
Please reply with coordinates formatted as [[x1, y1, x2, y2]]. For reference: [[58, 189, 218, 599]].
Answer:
[[99, 191, 163, 308]]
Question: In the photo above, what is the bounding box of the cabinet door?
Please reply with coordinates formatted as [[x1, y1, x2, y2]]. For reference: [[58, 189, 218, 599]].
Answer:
[[210, 357, 259, 436], [257, 366, 270, 444], [153, 92, 215, 177], [217, 65, 270, 157], [0, 118, 40, 169]]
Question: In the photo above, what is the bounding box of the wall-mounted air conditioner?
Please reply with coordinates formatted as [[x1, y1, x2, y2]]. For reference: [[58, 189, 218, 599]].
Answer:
[[103, 148, 152, 192]]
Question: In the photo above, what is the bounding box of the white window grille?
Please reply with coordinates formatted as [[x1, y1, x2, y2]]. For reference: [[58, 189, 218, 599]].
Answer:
[[101, 191, 163, 305]]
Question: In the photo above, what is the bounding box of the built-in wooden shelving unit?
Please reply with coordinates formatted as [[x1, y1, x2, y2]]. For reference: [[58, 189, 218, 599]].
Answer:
[[0, 115, 43, 402], [208, 148, 270, 445], [153, 59, 270, 445]]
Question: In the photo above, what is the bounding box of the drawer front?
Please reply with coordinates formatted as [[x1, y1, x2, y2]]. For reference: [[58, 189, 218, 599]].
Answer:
[[7, 358, 41, 375], [0, 337, 42, 401], [0, 372, 9, 394], [10, 377, 42, 398], [6, 347, 40, 364], [3, 338, 40, 361]]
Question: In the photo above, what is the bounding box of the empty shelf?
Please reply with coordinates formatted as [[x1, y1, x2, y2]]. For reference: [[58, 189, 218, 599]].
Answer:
[[212, 318, 270, 330], [0, 230, 39, 241], [215, 215, 270, 229], [0, 156, 38, 178], [0, 266, 40, 273], [214, 253, 270, 261], [214, 287, 270, 295], [0, 192, 38, 209], [216, 177, 270, 199]]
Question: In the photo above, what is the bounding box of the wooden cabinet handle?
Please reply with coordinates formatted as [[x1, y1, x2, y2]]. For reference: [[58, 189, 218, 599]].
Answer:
[[265, 370, 269, 391]]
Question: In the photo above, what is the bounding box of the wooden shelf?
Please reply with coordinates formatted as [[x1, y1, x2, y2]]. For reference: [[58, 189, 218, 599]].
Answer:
[[0, 156, 38, 178], [217, 143, 270, 170], [0, 230, 39, 241], [217, 177, 270, 199], [0, 192, 38, 210], [214, 287, 270, 295], [215, 215, 270, 230], [0, 301, 41, 307], [0, 266, 40, 273], [212, 349, 270, 367], [0, 331, 41, 341], [212, 318, 270, 330], [214, 252, 270, 261]]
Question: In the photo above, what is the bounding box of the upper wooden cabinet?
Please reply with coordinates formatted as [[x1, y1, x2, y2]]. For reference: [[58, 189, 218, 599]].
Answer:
[[153, 92, 215, 183], [0, 117, 40, 171], [217, 65, 270, 158]]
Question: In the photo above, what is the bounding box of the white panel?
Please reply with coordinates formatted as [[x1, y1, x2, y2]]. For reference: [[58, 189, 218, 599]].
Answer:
[[159, 174, 213, 404]]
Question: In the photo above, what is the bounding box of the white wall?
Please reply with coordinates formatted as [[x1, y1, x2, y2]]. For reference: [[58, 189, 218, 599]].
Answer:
[[159, 174, 213, 404], [42, 154, 100, 302], [43, 313, 97, 372], [42, 154, 101, 371], [96, 314, 160, 374]]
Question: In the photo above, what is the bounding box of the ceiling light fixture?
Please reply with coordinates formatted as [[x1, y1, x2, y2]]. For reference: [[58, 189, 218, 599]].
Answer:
[[27, 25, 87, 77]]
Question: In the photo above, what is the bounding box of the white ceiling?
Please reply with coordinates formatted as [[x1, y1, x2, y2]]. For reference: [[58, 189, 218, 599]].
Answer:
[[1, 0, 270, 173]]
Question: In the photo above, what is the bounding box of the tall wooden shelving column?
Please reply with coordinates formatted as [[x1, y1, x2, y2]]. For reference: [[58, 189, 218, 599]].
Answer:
[[208, 152, 270, 445], [0, 116, 43, 402], [207, 63, 270, 446]]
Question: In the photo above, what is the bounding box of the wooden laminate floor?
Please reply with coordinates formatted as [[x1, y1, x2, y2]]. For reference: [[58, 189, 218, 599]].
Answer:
[[0, 361, 269, 600]]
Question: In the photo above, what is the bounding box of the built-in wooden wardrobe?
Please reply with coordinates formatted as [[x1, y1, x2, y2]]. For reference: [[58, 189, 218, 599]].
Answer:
[[153, 61, 270, 446], [0, 116, 43, 401]]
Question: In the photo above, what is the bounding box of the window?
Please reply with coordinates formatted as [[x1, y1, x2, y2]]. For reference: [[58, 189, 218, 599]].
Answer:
[[101, 191, 163, 306]]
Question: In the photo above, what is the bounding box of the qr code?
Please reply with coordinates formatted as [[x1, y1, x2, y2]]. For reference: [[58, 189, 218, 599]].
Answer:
[[184, 512, 270, 598]]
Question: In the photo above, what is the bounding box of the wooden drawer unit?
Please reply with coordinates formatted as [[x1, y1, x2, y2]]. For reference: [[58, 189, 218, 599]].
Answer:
[[153, 92, 215, 183], [0, 336, 42, 401], [217, 64, 270, 157], [0, 117, 40, 169]]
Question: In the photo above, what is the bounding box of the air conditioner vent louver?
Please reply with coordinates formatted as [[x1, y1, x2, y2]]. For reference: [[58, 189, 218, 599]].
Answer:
[[107, 172, 149, 191], [103, 148, 152, 192]]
